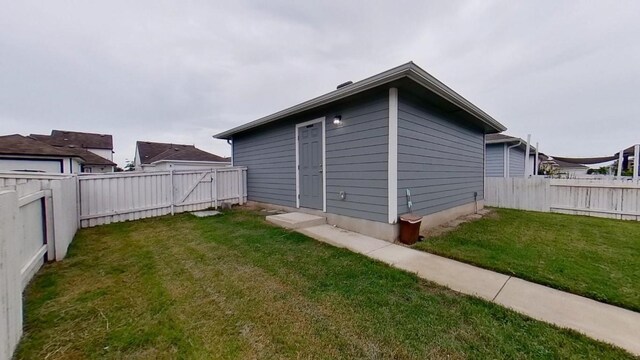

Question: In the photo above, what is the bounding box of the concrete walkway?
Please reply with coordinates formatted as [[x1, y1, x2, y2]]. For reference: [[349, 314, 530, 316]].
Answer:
[[264, 214, 640, 356]]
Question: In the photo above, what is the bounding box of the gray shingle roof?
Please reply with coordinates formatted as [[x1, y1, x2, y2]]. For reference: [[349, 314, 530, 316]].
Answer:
[[0, 134, 116, 166], [0, 134, 82, 158], [31, 130, 113, 150], [214, 61, 507, 139], [136, 141, 228, 164], [67, 148, 116, 166]]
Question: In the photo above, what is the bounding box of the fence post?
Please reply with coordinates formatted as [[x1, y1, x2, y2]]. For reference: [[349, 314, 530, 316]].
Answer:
[[544, 178, 552, 212], [617, 149, 624, 177], [0, 190, 22, 359], [213, 169, 218, 209], [75, 175, 81, 229], [237, 168, 242, 205], [634, 144, 639, 181], [170, 170, 174, 216], [44, 191, 55, 262], [243, 168, 247, 204], [524, 134, 531, 176]]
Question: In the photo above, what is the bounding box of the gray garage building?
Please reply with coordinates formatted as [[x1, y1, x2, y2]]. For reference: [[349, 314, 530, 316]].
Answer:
[[215, 62, 507, 241], [485, 133, 536, 177]]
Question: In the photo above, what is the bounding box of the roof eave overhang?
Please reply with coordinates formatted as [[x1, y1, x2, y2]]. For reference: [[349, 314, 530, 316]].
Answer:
[[213, 63, 506, 139], [83, 162, 116, 166], [486, 139, 518, 145], [486, 139, 537, 152]]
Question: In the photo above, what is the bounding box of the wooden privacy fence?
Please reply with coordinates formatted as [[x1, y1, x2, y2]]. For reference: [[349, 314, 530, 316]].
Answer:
[[78, 167, 247, 227], [485, 177, 640, 220]]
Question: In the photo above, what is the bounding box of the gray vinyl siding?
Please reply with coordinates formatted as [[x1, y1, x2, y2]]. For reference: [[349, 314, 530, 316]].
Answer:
[[232, 91, 389, 222], [485, 143, 505, 177], [397, 93, 485, 216], [233, 121, 296, 207], [325, 92, 388, 222], [509, 147, 525, 177]]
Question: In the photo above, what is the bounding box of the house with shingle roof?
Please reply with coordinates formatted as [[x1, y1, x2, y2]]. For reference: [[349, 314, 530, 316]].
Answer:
[[134, 141, 229, 171], [30, 130, 116, 173], [485, 133, 537, 177], [0, 134, 86, 173]]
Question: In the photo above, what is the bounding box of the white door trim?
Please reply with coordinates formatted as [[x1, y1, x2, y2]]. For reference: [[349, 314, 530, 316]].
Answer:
[[295, 117, 326, 212], [388, 88, 398, 224]]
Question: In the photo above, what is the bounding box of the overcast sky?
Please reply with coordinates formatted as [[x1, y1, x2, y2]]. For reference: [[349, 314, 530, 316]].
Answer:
[[1, 1, 639, 167]]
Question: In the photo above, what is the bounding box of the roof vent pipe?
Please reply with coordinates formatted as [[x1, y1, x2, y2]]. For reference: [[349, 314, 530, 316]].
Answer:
[[336, 81, 353, 89]]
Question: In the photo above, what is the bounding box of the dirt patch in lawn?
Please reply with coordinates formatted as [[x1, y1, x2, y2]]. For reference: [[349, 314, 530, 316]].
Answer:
[[421, 208, 497, 238]]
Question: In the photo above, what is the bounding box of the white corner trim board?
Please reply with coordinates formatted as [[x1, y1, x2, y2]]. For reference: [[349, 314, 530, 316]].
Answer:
[[294, 117, 327, 212], [503, 143, 508, 178], [634, 144, 639, 181], [388, 87, 398, 224]]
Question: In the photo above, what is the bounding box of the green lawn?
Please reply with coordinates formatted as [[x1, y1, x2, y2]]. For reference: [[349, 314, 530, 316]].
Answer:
[[16, 210, 633, 359], [415, 208, 640, 312]]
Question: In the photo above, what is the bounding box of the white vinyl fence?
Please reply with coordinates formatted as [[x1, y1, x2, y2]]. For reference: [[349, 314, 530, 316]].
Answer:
[[0, 173, 78, 359], [79, 168, 247, 227], [485, 177, 640, 220], [0, 167, 247, 357]]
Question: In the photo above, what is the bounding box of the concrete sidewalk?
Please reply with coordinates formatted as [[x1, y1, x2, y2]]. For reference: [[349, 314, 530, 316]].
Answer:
[[293, 222, 640, 356]]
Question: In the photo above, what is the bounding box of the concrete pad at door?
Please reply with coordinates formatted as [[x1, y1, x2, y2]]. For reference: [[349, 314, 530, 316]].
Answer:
[[495, 277, 640, 355], [299, 225, 392, 255], [369, 248, 510, 301], [266, 212, 326, 229]]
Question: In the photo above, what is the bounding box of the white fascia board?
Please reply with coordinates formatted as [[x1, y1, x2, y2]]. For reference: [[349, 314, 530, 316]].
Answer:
[[487, 138, 537, 152], [503, 143, 508, 178]]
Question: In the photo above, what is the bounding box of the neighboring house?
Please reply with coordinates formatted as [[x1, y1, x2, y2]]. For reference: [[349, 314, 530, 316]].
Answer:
[[134, 141, 230, 171], [551, 159, 589, 177], [537, 153, 558, 175], [30, 130, 116, 173], [0, 134, 84, 173], [550, 144, 639, 178], [214, 62, 507, 241], [536, 153, 590, 177], [485, 133, 536, 177]]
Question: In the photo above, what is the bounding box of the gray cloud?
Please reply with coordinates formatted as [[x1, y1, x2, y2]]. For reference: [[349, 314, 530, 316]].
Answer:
[[1, 0, 639, 166]]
